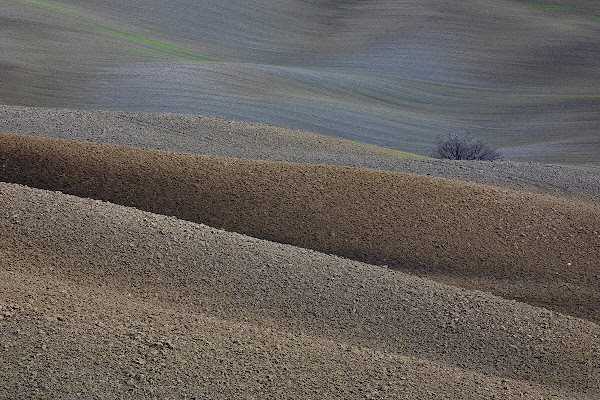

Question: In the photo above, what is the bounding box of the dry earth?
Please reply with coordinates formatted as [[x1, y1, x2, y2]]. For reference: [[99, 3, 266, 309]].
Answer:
[[1, 130, 599, 324], [2, 182, 600, 399], [1, 105, 599, 200], [0, 107, 599, 398], [2, 0, 600, 396]]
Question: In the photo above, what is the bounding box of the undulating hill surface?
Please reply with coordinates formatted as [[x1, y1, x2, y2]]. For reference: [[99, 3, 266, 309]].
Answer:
[[2, 0, 599, 396], [1, 105, 599, 199], [2, 131, 599, 325], [2, 182, 600, 399], [2, 0, 599, 164]]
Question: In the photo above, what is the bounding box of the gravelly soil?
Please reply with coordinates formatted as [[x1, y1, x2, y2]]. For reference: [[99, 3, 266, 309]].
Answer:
[[2, 182, 600, 399]]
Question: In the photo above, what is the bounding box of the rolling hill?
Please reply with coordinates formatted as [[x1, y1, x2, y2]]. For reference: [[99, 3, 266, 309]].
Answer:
[[2, 0, 599, 163], [1, 0, 600, 397]]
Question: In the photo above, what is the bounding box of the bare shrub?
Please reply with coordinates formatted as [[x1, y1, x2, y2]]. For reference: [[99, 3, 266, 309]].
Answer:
[[431, 132, 502, 161]]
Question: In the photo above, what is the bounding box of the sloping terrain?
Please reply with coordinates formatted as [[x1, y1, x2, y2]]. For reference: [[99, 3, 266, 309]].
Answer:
[[2, 0, 599, 163], [2, 182, 599, 399], [1, 0, 599, 396], [1, 105, 599, 199], [2, 131, 598, 324]]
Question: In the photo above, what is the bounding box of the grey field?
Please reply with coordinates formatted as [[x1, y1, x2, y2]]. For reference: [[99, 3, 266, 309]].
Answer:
[[1, 0, 600, 164]]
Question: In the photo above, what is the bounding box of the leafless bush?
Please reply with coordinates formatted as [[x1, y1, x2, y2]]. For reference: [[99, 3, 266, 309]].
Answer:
[[431, 132, 502, 161]]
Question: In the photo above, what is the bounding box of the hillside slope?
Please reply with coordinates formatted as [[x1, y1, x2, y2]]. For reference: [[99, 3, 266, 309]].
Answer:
[[2, 131, 598, 323], [1, 105, 599, 199], [2, 0, 599, 163], [1, 182, 599, 398]]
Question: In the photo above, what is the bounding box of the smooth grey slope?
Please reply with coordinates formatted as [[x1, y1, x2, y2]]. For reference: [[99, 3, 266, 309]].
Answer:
[[1, 0, 599, 164], [1, 182, 600, 398], [1, 105, 599, 199]]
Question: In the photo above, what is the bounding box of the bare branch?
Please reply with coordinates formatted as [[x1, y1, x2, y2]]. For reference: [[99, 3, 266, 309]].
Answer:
[[431, 133, 502, 161]]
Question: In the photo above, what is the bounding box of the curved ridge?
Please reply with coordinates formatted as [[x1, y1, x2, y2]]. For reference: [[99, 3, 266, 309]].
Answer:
[[1, 131, 598, 323]]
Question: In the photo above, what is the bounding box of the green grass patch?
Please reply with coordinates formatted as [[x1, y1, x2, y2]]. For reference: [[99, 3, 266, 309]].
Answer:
[[553, 94, 600, 99], [84, 25, 218, 61], [345, 140, 430, 159], [529, 3, 579, 11], [20, 0, 219, 62]]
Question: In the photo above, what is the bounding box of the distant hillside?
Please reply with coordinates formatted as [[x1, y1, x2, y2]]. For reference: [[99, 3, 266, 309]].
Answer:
[[1, 0, 599, 164]]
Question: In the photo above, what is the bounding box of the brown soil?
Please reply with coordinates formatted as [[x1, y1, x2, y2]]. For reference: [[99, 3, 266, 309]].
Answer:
[[1, 131, 598, 324], [2, 182, 599, 399]]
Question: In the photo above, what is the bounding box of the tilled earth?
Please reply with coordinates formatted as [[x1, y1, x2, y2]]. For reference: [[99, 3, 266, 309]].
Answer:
[[1, 107, 599, 399], [1, 130, 599, 323], [2, 183, 599, 399], [1, 105, 599, 198]]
